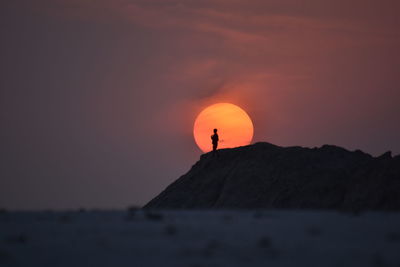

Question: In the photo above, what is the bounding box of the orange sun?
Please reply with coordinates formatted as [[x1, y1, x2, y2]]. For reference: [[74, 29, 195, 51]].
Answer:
[[193, 103, 254, 152]]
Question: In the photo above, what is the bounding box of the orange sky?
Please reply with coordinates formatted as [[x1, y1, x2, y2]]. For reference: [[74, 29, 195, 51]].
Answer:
[[1, 0, 399, 209]]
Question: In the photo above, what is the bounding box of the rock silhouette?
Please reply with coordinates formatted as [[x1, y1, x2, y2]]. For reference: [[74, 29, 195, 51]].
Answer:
[[144, 143, 400, 210]]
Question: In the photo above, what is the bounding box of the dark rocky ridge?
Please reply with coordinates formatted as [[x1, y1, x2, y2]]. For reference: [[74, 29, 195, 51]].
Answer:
[[144, 142, 400, 210]]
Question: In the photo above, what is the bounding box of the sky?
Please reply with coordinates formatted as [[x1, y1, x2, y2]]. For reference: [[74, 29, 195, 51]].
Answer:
[[1, 0, 399, 210]]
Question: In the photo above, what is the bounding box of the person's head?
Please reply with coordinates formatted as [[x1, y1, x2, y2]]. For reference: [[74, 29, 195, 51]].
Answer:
[[213, 128, 218, 133]]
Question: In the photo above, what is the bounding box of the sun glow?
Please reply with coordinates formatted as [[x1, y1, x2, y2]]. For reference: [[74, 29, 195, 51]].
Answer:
[[193, 103, 254, 152]]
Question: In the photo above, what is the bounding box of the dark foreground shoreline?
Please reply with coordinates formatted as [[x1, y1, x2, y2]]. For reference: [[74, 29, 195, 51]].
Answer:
[[1, 209, 400, 267]]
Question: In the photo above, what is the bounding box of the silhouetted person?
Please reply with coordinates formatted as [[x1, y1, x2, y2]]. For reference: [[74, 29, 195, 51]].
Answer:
[[211, 128, 219, 156]]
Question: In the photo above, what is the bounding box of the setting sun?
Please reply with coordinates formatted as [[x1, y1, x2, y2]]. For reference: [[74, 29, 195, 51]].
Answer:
[[193, 103, 254, 152]]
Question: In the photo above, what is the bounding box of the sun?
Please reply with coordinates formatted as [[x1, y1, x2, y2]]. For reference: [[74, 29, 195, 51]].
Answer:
[[193, 103, 254, 152]]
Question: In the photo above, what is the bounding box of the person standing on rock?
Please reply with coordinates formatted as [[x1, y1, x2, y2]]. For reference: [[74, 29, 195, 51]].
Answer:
[[211, 128, 219, 156]]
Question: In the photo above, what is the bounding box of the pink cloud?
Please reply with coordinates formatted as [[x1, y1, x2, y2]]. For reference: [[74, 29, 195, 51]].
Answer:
[[13, 0, 400, 154]]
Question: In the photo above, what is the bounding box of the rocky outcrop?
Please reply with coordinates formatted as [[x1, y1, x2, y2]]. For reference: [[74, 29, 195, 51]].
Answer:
[[144, 143, 400, 210]]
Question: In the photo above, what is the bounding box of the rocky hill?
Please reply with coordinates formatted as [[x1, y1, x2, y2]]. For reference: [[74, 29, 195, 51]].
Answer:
[[144, 143, 400, 210]]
